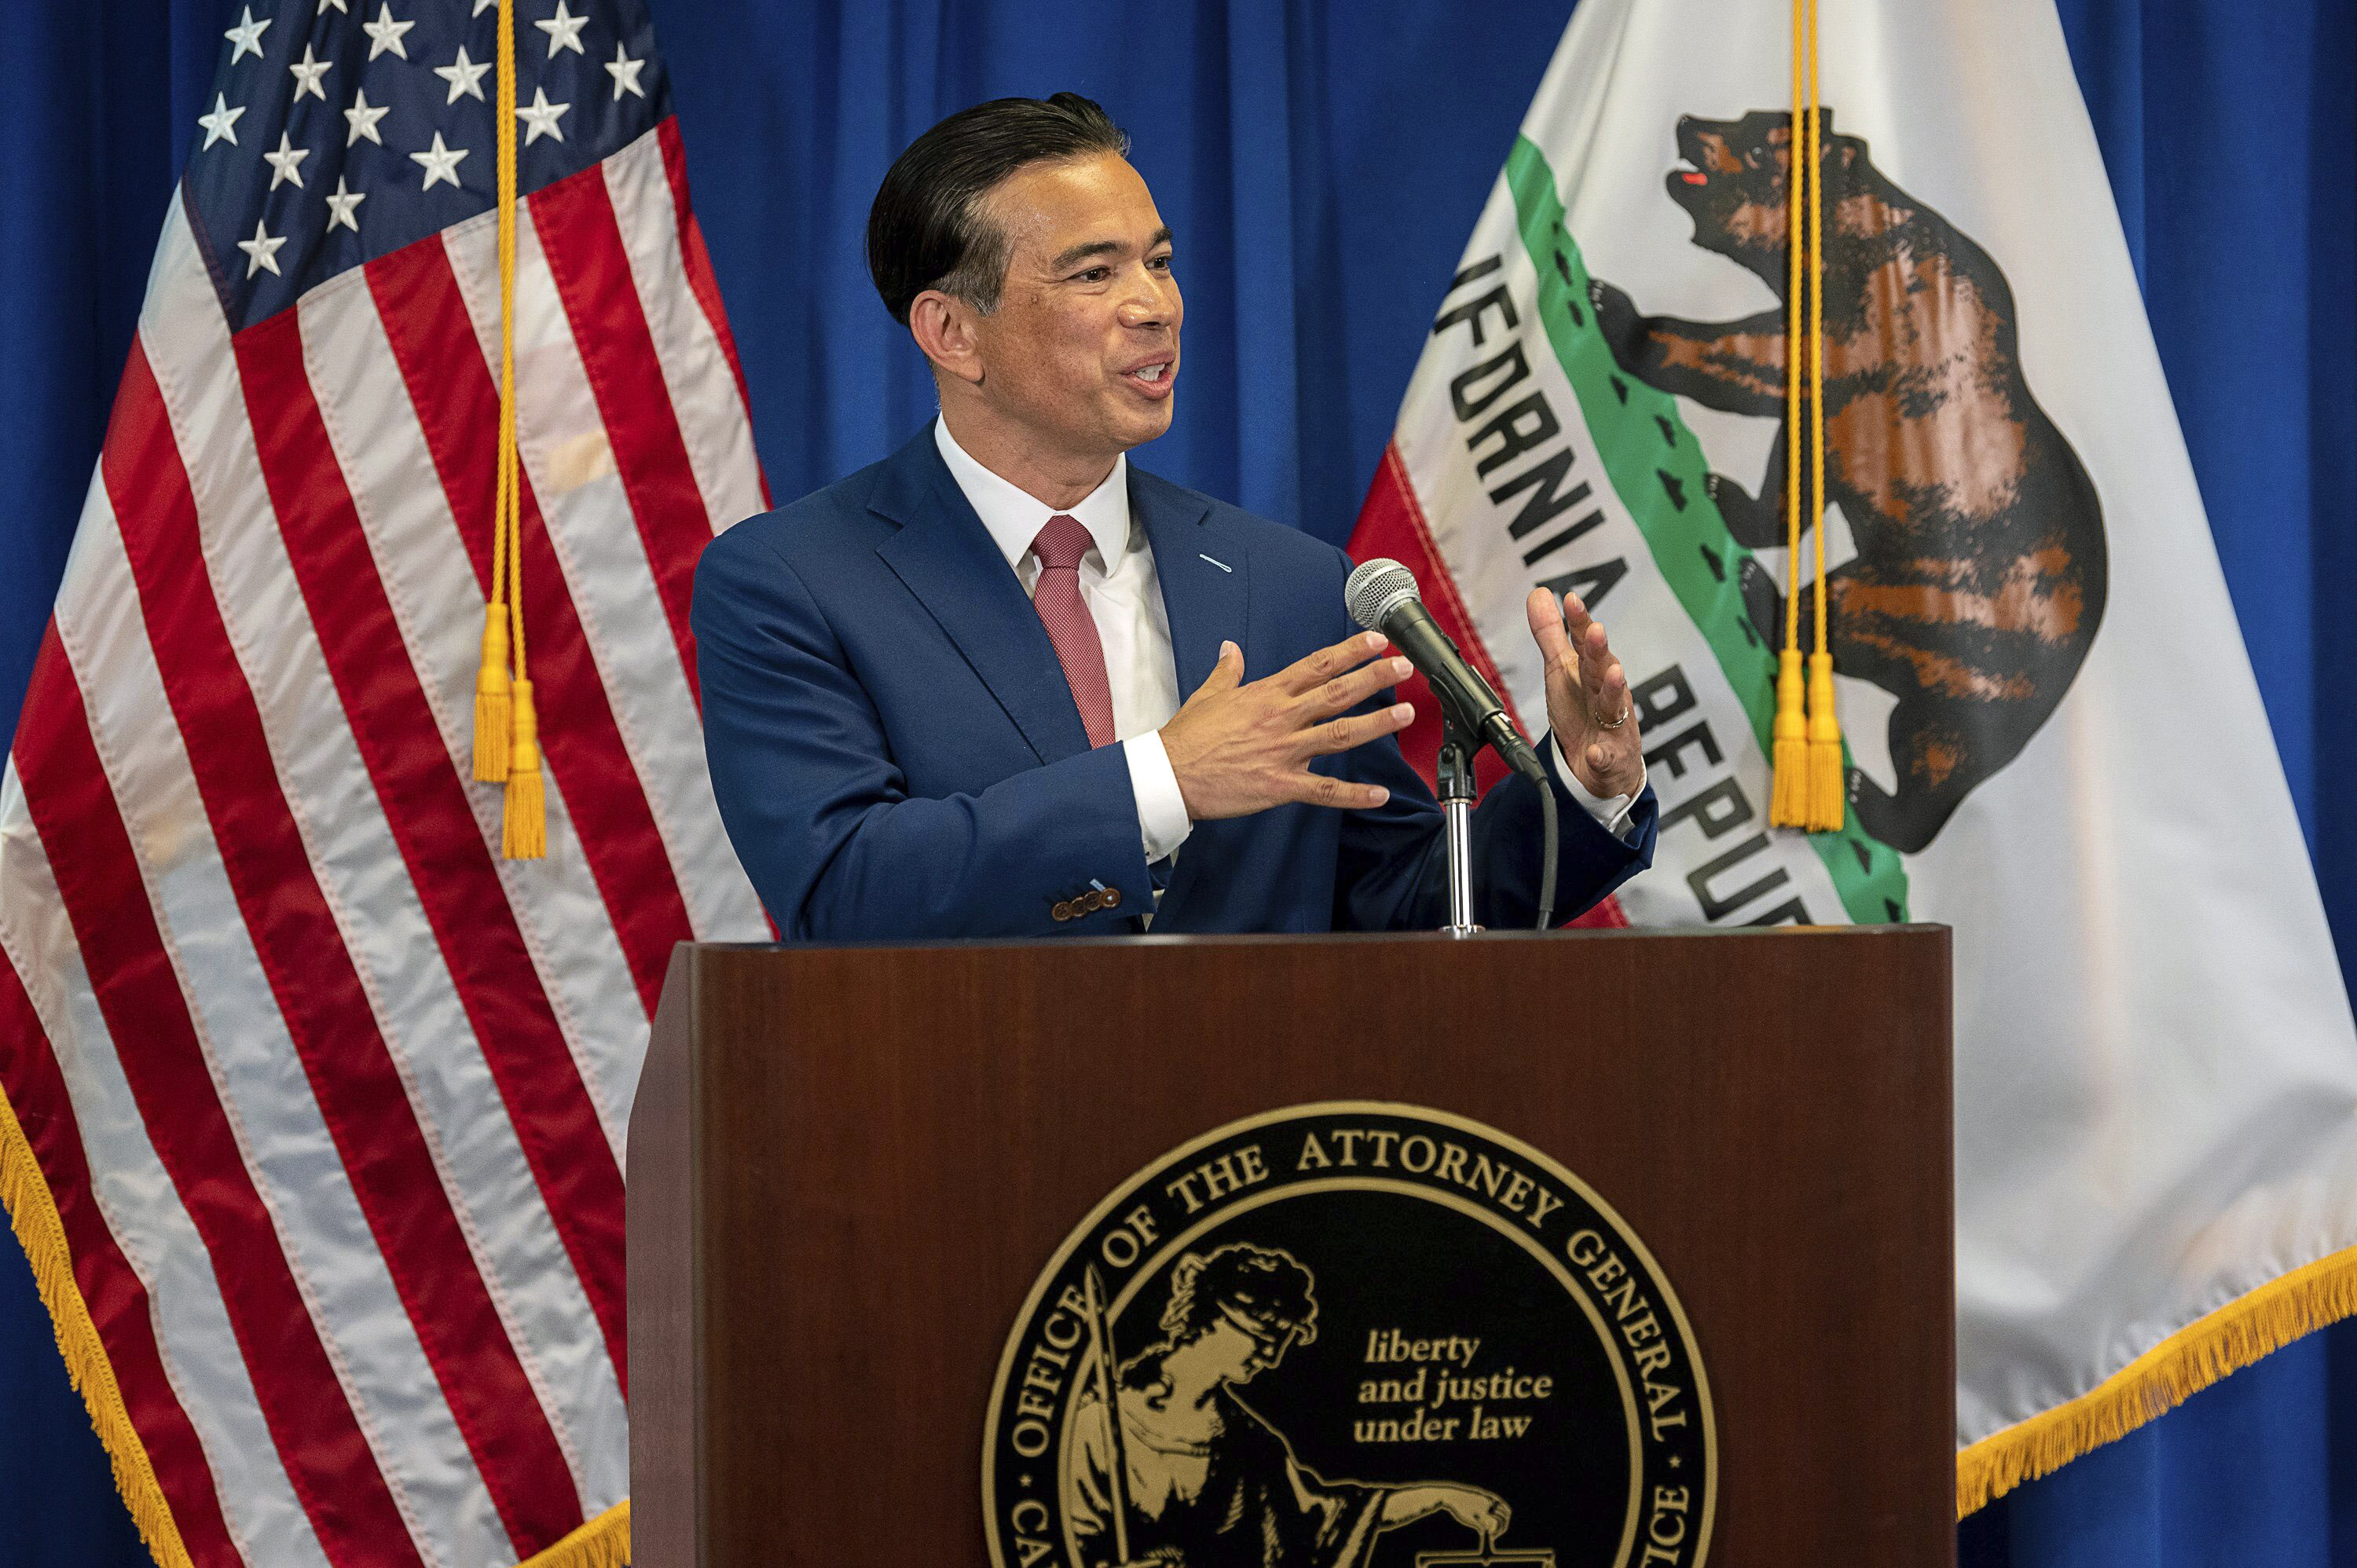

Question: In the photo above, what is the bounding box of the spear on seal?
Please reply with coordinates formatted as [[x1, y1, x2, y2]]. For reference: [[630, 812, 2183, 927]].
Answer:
[[1083, 1265, 1135, 1566]]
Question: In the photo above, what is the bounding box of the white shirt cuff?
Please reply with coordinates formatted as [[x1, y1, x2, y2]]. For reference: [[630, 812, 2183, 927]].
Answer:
[[1552, 735, 1644, 842], [1124, 731, 1194, 863]]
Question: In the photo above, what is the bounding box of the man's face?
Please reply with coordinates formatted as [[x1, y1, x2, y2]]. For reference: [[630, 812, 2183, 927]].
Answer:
[[967, 152, 1181, 460]]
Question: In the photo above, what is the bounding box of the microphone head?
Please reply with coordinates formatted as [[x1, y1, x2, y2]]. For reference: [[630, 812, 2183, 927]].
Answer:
[[1345, 557, 1421, 632]]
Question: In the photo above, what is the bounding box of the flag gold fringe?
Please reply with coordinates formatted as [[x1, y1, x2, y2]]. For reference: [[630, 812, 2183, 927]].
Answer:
[[515, 1499, 631, 1568], [9, 1072, 627, 1568], [1957, 1240, 2357, 1515], [0, 1086, 194, 1568]]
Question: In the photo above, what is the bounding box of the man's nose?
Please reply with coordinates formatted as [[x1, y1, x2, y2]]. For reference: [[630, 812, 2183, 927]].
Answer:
[[1116, 269, 1178, 330]]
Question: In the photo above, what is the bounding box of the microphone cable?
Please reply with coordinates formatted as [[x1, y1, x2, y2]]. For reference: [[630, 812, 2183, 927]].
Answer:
[[1536, 783, 1558, 933]]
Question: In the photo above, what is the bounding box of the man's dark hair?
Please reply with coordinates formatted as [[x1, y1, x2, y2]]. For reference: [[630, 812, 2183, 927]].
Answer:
[[866, 93, 1130, 326]]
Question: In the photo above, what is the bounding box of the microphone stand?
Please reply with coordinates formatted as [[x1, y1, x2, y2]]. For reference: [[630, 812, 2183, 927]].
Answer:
[[1435, 702, 1560, 936], [1438, 709, 1483, 937]]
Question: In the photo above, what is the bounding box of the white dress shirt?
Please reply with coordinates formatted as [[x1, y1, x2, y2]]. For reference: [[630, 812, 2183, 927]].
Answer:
[[933, 419, 1640, 868]]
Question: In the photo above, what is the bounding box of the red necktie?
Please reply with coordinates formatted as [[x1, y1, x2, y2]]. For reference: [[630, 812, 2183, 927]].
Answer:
[[1029, 514, 1117, 749]]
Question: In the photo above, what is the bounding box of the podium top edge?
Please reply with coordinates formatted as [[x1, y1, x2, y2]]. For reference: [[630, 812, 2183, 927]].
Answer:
[[678, 923, 1950, 958]]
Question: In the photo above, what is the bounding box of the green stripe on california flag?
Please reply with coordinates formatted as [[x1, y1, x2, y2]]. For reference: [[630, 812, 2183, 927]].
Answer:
[[1504, 135, 1909, 925]]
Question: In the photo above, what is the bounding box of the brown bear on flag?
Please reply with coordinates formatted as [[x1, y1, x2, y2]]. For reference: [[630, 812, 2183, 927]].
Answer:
[[1588, 108, 2106, 854]]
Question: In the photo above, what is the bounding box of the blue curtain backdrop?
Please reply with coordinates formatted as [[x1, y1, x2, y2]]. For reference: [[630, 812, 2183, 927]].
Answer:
[[2, 1, 2350, 1563]]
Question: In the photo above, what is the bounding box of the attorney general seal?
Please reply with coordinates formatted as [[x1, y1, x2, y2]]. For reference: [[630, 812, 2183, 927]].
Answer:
[[983, 1102, 1715, 1568]]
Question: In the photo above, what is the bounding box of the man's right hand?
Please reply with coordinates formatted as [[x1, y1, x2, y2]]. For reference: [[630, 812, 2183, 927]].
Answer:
[[1159, 632, 1415, 822]]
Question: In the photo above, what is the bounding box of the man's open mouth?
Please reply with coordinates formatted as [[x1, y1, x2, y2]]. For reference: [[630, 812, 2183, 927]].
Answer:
[[1127, 361, 1172, 384]]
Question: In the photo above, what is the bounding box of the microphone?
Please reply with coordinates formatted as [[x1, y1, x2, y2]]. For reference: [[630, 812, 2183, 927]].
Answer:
[[1347, 557, 1560, 932], [1344, 559, 1545, 783]]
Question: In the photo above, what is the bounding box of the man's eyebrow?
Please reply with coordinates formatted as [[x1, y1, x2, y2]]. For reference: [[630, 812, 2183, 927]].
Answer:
[[1048, 238, 1122, 271], [1047, 228, 1175, 272]]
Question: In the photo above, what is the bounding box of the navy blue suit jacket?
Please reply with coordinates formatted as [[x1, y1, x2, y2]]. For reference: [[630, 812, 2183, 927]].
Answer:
[[691, 427, 1657, 940]]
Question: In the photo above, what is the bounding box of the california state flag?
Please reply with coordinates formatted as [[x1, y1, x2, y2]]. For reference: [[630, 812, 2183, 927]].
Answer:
[[1351, 0, 2357, 1508]]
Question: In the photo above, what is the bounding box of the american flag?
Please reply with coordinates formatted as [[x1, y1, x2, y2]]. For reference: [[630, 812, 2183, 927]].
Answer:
[[0, 2, 768, 1565]]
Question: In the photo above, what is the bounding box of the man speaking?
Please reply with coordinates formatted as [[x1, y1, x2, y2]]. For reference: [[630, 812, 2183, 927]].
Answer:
[[692, 94, 1657, 940]]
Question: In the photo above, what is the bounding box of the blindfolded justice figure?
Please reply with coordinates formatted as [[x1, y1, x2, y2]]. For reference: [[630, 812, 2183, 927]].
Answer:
[[1065, 1244, 1511, 1568]]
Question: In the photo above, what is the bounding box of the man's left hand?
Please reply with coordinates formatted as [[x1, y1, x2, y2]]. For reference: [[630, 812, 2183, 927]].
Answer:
[[1527, 587, 1644, 799]]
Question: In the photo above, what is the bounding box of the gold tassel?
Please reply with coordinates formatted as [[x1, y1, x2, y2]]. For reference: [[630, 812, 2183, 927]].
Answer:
[[474, 606, 513, 782], [502, 678, 546, 860], [1805, 650, 1845, 830], [1769, 648, 1809, 826]]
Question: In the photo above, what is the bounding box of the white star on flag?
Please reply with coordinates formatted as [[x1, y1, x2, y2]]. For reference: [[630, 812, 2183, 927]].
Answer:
[[324, 174, 366, 233], [435, 46, 492, 104], [604, 42, 646, 101], [344, 87, 390, 146], [537, 0, 589, 58], [319, 0, 349, 10], [197, 93, 244, 149], [289, 44, 332, 101], [517, 86, 570, 145], [410, 131, 469, 191], [224, 7, 271, 64], [363, 2, 416, 60], [262, 133, 310, 190], [474, 0, 496, 13], [236, 218, 287, 278]]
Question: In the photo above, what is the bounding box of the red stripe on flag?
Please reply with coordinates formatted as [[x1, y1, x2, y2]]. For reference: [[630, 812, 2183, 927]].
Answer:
[[0, 953, 243, 1568], [228, 313, 631, 1392], [368, 236, 691, 1017], [655, 117, 768, 508], [1349, 442, 1519, 796], [1348, 441, 1628, 929], [10, 626, 424, 1568], [530, 161, 713, 702], [1565, 891, 1630, 929], [104, 340, 583, 1550]]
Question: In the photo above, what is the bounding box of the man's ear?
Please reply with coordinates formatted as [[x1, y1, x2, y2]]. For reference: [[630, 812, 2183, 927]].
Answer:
[[908, 290, 986, 387]]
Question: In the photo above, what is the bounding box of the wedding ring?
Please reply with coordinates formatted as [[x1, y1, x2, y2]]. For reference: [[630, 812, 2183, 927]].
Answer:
[[1593, 705, 1631, 731]]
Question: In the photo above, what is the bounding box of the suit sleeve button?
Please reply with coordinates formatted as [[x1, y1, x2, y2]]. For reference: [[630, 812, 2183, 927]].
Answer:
[[1051, 901, 1072, 922], [1102, 887, 1122, 909]]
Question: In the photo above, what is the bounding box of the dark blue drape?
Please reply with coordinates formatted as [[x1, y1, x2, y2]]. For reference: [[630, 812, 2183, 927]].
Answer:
[[2, 2, 2350, 1563]]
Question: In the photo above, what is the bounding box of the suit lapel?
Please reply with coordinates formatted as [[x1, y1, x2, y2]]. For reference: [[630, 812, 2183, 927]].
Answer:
[[1131, 469, 1251, 925], [1131, 468, 1248, 699], [872, 430, 1093, 764]]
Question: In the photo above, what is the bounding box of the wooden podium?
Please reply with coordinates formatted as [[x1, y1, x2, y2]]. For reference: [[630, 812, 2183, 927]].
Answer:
[[629, 928, 1953, 1568]]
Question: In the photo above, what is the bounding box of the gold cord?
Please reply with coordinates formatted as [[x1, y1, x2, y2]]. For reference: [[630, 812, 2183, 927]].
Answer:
[[491, 0, 544, 855], [1768, 0, 1812, 827], [1801, 0, 1846, 830]]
